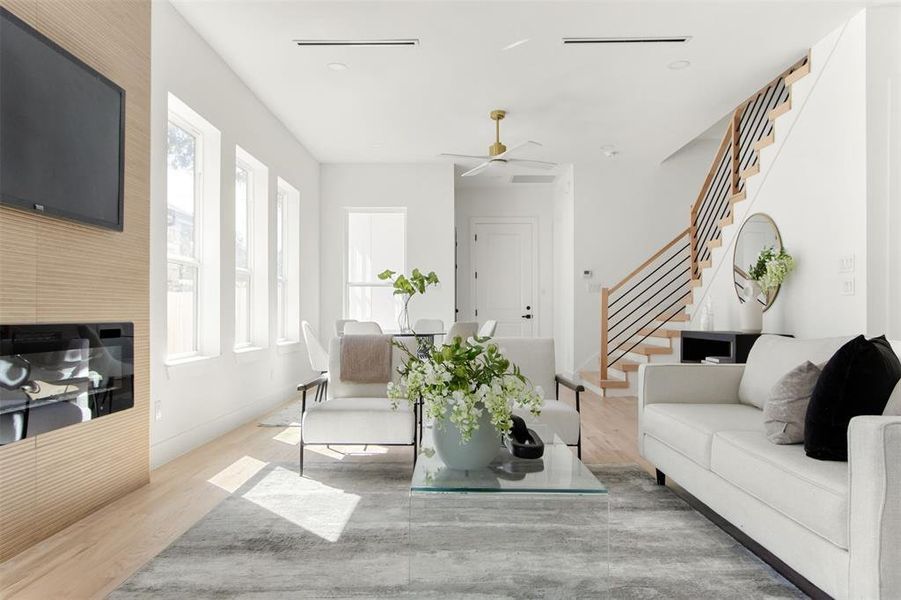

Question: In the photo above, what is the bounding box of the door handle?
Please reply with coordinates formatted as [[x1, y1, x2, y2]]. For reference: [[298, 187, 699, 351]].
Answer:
[[521, 314, 533, 319]]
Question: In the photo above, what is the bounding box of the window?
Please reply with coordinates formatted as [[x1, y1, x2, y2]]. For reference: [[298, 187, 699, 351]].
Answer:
[[166, 94, 221, 362], [277, 179, 301, 342], [234, 146, 268, 350], [345, 209, 406, 331]]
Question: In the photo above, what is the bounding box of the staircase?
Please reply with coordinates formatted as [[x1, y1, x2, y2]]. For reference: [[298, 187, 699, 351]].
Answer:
[[583, 53, 812, 397]]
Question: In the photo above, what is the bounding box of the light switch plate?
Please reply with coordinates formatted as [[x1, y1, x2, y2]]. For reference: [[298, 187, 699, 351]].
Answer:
[[839, 255, 855, 273], [840, 278, 855, 295], [154, 401, 163, 421]]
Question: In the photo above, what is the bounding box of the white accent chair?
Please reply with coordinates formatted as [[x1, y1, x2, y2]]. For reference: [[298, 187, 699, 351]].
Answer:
[[301, 321, 329, 402], [334, 319, 357, 336], [446, 321, 478, 343], [413, 318, 444, 334], [299, 337, 417, 475], [638, 335, 901, 599], [493, 337, 584, 457], [343, 321, 383, 335], [478, 320, 498, 337]]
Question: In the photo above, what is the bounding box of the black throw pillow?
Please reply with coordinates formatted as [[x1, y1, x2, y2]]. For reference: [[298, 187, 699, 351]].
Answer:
[[804, 335, 901, 461]]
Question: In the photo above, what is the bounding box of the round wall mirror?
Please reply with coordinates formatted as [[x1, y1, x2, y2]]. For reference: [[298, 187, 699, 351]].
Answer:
[[733, 213, 782, 311]]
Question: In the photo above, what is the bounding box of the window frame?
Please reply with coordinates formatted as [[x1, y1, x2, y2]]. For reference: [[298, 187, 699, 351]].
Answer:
[[233, 160, 254, 350], [276, 179, 301, 344], [165, 113, 204, 360], [343, 208, 407, 328]]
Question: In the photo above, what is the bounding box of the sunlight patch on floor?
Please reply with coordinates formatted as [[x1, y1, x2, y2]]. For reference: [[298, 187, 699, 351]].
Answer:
[[242, 465, 360, 542], [307, 444, 390, 460], [272, 427, 301, 445], [207, 455, 268, 493]]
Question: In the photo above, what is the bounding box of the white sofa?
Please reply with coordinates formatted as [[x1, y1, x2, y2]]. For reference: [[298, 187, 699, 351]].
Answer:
[[638, 335, 901, 600]]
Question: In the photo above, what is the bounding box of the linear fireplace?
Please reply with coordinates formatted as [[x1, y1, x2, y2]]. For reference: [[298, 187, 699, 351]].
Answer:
[[0, 323, 134, 445]]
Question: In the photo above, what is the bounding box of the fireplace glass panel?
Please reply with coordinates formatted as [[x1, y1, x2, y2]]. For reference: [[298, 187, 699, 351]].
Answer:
[[0, 323, 134, 445]]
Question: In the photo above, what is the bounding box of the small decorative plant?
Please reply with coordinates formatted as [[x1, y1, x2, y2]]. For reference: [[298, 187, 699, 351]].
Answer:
[[749, 247, 795, 292], [378, 268, 439, 332], [387, 337, 542, 443]]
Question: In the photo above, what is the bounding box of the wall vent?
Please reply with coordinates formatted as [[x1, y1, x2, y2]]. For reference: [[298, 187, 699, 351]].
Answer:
[[294, 39, 419, 47], [510, 175, 556, 184], [562, 36, 691, 45]]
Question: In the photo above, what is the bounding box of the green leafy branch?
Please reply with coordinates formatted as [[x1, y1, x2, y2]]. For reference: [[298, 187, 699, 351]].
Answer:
[[377, 268, 439, 297]]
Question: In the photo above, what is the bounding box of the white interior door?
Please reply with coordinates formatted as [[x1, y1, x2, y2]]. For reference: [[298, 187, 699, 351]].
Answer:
[[472, 220, 536, 337]]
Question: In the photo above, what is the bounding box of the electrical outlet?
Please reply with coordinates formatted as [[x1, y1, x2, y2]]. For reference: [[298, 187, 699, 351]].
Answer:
[[154, 401, 163, 421], [840, 278, 855, 296], [839, 254, 855, 273]]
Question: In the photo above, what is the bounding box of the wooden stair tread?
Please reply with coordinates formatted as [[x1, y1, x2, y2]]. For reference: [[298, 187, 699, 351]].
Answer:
[[690, 278, 703, 288], [719, 214, 733, 228], [739, 164, 760, 180], [599, 379, 630, 389], [698, 259, 711, 270], [784, 62, 810, 86], [611, 359, 641, 372], [769, 100, 791, 121], [655, 312, 689, 323], [637, 327, 681, 339], [752, 133, 775, 152], [630, 344, 672, 356], [729, 190, 747, 205], [706, 238, 722, 250]]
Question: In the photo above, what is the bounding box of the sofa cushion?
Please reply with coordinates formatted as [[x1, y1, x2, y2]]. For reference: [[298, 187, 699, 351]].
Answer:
[[739, 335, 849, 409], [764, 361, 822, 444], [805, 335, 901, 461], [711, 430, 848, 549], [302, 397, 414, 445], [643, 403, 764, 468], [513, 399, 579, 446]]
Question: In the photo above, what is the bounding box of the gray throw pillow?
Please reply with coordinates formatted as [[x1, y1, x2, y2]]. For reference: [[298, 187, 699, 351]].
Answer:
[[764, 361, 822, 444], [884, 380, 901, 416]]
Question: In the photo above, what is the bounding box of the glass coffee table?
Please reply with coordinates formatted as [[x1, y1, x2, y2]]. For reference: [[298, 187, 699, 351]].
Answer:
[[408, 430, 609, 596]]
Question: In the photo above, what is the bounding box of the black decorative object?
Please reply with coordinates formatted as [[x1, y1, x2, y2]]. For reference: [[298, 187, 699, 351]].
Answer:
[[804, 335, 901, 461], [506, 415, 544, 459]]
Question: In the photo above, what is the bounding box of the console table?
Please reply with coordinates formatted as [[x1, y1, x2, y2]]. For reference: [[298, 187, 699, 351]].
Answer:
[[680, 331, 764, 364]]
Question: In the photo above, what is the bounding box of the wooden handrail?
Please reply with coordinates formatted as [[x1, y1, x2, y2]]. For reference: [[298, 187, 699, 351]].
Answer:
[[690, 127, 732, 218], [609, 227, 690, 294]]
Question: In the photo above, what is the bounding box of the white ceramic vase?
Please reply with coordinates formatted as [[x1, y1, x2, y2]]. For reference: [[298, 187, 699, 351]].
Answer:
[[432, 407, 499, 470], [738, 281, 764, 333]]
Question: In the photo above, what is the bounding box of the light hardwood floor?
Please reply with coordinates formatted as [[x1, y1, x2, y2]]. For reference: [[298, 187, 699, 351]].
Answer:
[[0, 389, 650, 599]]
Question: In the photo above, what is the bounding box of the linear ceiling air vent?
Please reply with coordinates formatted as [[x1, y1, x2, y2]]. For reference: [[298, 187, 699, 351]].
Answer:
[[510, 175, 556, 184], [294, 39, 419, 47], [562, 36, 691, 45]]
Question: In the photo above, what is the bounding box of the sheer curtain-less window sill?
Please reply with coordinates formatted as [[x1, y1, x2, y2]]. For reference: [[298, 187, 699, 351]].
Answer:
[[276, 339, 302, 355], [234, 345, 266, 363], [165, 353, 216, 368]]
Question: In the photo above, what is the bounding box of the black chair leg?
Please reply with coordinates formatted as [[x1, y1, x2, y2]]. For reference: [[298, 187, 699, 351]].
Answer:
[[299, 439, 305, 476], [656, 469, 666, 486]]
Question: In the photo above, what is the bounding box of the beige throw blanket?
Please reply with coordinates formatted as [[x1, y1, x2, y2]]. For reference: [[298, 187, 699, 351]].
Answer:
[[340, 335, 393, 383]]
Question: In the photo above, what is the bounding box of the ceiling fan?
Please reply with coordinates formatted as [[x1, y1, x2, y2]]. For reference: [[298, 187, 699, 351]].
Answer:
[[440, 110, 558, 177]]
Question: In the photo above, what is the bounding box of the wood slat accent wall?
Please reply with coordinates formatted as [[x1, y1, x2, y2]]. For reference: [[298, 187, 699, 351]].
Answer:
[[0, 0, 150, 561]]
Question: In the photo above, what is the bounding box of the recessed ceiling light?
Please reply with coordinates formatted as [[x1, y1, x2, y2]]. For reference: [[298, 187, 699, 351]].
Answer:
[[667, 60, 691, 70], [327, 62, 348, 71], [502, 38, 531, 51]]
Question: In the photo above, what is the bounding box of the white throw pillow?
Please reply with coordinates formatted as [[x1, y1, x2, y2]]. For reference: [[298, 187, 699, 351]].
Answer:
[[884, 379, 901, 416]]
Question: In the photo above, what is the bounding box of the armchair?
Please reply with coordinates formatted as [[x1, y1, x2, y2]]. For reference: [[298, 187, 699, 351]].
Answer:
[[493, 337, 584, 457]]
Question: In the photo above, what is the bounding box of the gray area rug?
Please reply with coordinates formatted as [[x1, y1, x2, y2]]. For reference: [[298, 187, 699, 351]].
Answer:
[[111, 463, 802, 599]]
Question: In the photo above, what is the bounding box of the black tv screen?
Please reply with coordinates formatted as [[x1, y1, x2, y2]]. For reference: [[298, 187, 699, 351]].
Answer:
[[0, 7, 125, 231]]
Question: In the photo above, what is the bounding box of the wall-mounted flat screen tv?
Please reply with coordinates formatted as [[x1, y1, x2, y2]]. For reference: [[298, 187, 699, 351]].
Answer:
[[0, 7, 125, 231]]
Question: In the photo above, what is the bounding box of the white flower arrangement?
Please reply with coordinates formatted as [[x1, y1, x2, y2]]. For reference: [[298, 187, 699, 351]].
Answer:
[[749, 246, 795, 292], [387, 337, 543, 443]]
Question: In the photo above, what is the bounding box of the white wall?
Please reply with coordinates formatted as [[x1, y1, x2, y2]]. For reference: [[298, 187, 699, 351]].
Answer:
[[320, 164, 455, 337], [454, 185, 555, 338], [150, 1, 321, 467], [554, 166, 576, 374], [690, 12, 868, 337], [866, 6, 901, 340], [569, 139, 718, 371]]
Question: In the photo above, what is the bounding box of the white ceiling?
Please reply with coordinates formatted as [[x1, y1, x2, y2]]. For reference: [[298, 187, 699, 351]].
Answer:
[[170, 1, 862, 169]]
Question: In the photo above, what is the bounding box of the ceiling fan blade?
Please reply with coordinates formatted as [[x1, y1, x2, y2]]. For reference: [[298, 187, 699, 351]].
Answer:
[[440, 153, 491, 161], [497, 140, 542, 159], [507, 159, 558, 170], [461, 161, 493, 177]]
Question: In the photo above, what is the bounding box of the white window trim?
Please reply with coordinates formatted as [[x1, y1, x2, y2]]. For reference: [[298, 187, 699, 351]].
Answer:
[[276, 178, 301, 344], [342, 207, 407, 322], [166, 93, 221, 364], [234, 145, 269, 352]]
